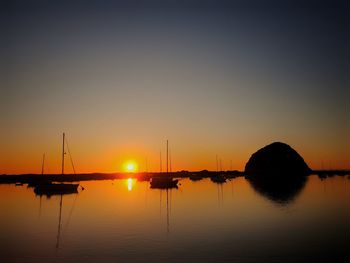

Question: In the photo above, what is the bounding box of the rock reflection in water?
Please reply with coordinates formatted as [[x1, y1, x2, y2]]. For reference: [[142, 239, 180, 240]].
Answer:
[[246, 175, 307, 204]]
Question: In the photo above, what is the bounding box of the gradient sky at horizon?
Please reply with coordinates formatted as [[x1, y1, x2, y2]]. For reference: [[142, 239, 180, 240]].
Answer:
[[1, 0, 349, 174]]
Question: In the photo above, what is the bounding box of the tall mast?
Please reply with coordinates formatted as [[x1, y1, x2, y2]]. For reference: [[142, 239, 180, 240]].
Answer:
[[160, 151, 162, 173], [169, 148, 172, 173], [166, 140, 168, 174], [61, 132, 65, 175], [41, 153, 45, 175]]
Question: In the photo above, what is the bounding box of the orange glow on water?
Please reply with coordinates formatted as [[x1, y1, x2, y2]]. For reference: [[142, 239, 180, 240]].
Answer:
[[127, 178, 134, 191]]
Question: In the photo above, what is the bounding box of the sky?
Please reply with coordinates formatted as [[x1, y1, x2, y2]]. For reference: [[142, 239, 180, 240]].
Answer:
[[1, 0, 349, 174]]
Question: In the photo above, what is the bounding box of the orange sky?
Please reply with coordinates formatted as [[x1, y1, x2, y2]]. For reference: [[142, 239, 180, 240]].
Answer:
[[2, 2, 349, 174], [1, 131, 349, 174]]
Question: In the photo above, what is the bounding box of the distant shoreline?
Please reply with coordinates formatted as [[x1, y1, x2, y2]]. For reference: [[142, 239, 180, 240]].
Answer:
[[0, 170, 241, 184], [0, 170, 349, 184]]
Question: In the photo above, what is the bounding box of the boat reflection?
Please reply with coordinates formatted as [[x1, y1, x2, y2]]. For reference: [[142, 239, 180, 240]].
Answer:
[[56, 195, 63, 250], [158, 188, 173, 234], [246, 174, 307, 205], [217, 183, 224, 206], [35, 191, 79, 250]]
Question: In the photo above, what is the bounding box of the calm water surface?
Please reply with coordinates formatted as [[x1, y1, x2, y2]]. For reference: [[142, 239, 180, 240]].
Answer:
[[1, 175, 350, 263]]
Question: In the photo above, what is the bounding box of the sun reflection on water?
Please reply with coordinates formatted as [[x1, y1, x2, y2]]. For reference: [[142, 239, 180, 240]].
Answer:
[[127, 178, 134, 191]]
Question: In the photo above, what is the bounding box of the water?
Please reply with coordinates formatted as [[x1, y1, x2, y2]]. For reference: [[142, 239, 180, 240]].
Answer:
[[1, 175, 350, 263]]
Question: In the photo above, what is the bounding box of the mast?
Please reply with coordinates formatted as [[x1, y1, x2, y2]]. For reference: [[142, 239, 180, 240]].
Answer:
[[41, 153, 45, 175], [61, 132, 65, 175], [216, 155, 218, 172], [169, 148, 172, 173], [160, 151, 162, 173], [166, 140, 168, 174]]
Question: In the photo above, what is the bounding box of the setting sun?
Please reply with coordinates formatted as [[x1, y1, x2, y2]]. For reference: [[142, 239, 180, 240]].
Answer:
[[124, 161, 138, 173]]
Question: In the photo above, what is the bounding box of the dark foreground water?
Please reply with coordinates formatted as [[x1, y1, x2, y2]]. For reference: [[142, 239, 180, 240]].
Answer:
[[1, 175, 350, 263]]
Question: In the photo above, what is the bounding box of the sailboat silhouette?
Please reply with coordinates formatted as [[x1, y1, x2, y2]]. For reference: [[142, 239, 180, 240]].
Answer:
[[34, 133, 79, 196], [150, 140, 178, 189]]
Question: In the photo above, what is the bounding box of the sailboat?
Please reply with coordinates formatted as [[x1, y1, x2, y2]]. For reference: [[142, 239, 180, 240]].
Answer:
[[150, 140, 178, 189], [209, 155, 227, 183], [211, 174, 227, 184], [34, 133, 79, 196]]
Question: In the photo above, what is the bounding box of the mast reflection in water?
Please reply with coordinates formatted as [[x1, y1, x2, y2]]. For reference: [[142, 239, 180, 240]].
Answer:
[[1, 176, 350, 263]]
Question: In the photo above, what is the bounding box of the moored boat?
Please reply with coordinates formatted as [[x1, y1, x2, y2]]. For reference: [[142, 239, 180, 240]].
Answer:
[[150, 177, 178, 189], [34, 183, 79, 196], [150, 140, 179, 189], [189, 174, 202, 181], [211, 174, 227, 184], [33, 133, 80, 196]]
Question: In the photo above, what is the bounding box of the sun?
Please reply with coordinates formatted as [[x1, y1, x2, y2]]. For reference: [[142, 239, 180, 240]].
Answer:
[[124, 161, 138, 173], [127, 163, 135, 171]]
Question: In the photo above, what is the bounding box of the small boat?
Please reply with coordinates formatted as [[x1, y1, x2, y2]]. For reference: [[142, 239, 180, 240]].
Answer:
[[34, 183, 79, 196], [318, 173, 327, 180], [189, 174, 202, 181], [211, 174, 227, 184], [150, 177, 178, 189]]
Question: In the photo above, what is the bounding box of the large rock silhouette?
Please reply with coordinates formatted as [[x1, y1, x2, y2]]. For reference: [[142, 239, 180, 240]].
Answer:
[[245, 142, 311, 176], [245, 142, 311, 204]]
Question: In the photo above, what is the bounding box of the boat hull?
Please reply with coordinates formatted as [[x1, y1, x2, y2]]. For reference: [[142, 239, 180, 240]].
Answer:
[[34, 183, 79, 196], [210, 175, 227, 184], [189, 175, 203, 181], [150, 179, 178, 189]]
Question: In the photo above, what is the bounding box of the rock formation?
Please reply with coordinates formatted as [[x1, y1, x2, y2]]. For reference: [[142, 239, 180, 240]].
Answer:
[[245, 142, 311, 176]]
